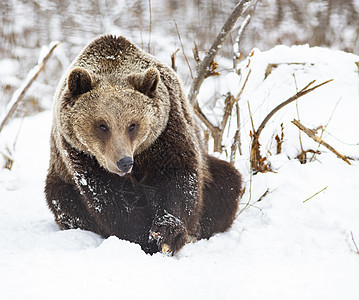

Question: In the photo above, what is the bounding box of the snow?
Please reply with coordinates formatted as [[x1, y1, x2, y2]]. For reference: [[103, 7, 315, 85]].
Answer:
[[1, 45, 359, 299]]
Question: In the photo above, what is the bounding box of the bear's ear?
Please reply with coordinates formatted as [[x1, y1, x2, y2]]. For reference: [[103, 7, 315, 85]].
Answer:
[[128, 68, 160, 97], [67, 67, 93, 97]]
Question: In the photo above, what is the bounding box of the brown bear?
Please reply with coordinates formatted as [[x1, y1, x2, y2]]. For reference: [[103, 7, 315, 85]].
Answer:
[[45, 35, 242, 254]]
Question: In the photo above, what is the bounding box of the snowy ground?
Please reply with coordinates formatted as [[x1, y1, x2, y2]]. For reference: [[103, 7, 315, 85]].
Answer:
[[1, 45, 359, 300]]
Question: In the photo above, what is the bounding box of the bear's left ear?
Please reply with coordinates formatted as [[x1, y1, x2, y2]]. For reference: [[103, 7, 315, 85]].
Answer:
[[67, 67, 93, 97], [128, 68, 160, 97]]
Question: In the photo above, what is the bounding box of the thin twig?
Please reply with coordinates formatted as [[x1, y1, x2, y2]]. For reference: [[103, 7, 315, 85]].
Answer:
[[173, 19, 193, 79], [188, 0, 253, 105], [247, 101, 255, 134], [293, 73, 304, 155], [0, 41, 60, 134], [235, 69, 251, 102], [238, 187, 272, 216], [292, 119, 351, 165], [237, 171, 253, 216], [310, 98, 342, 162], [148, 0, 152, 53], [233, 0, 258, 68]]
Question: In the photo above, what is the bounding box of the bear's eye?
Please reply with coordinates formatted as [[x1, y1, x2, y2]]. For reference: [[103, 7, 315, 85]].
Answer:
[[99, 124, 109, 133], [128, 123, 136, 132]]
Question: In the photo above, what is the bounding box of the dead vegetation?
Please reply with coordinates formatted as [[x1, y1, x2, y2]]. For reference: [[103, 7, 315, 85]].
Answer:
[[183, 1, 349, 175], [0, 42, 60, 134], [292, 119, 351, 165], [0, 42, 59, 169], [249, 79, 333, 173], [1, 0, 355, 177]]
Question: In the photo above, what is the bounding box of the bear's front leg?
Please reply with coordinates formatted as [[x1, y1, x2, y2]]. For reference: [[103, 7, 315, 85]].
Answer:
[[148, 169, 201, 254]]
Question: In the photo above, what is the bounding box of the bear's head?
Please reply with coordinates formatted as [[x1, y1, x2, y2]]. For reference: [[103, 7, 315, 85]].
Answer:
[[58, 66, 170, 176]]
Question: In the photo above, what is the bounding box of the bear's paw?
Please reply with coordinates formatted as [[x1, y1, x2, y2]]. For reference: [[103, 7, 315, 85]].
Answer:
[[149, 211, 187, 255]]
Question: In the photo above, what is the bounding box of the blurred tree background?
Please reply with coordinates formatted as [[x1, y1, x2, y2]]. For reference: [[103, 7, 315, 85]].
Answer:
[[1, 0, 359, 115]]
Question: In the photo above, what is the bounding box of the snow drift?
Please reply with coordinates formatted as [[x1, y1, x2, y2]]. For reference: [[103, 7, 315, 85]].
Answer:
[[1, 45, 359, 300]]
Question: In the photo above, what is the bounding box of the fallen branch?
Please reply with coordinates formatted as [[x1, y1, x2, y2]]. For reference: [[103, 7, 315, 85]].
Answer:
[[188, 0, 253, 106], [292, 119, 351, 165], [250, 79, 333, 173], [0, 41, 60, 134]]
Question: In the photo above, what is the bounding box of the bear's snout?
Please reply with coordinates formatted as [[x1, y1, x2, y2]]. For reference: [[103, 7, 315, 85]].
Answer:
[[116, 156, 134, 174]]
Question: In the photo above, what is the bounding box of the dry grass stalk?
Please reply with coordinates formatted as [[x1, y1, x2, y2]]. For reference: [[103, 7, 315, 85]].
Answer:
[[237, 187, 271, 216], [250, 79, 333, 173], [275, 123, 284, 154], [303, 186, 328, 203], [292, 119, 351, 165], [230, 102, 242, 165], [351, 231, 359, 255], [0, 41, 60, 134]]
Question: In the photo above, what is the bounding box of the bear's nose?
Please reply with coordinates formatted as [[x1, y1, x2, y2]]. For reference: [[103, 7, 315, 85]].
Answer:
[[116, 156, 134, 173]]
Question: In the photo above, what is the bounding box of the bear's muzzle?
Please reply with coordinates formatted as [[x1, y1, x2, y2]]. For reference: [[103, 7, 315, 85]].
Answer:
[[116, 156, 134, 175]]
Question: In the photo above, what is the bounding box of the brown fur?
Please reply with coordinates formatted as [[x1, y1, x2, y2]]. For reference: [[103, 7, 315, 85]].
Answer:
[[45, 35, 242, 254]]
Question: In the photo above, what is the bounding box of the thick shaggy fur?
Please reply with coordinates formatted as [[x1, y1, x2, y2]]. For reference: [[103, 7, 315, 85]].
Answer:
[[45, 35, 242, 254]]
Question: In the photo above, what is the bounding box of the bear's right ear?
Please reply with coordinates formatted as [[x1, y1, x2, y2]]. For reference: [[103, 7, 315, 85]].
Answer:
[[67, 67, 93, 97], [128, 68, 160, 98]]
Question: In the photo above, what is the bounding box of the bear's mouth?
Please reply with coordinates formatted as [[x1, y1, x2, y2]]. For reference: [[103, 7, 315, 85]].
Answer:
[[106, 162, 132, 177], [117, 170, 131, 177]]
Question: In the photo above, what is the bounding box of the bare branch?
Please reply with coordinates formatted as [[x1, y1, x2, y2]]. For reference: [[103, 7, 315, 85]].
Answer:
[[250, 79, 333, 173], [193, 102, 219, 136], [188, 0, 253, 106], [292, 119, 351, 165], [0, 41, 60, 134], [233, 0, 258, 68], [255, 79, 333, 139]]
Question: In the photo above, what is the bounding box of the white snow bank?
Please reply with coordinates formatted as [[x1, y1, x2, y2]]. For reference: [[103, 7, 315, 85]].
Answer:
[[1, 45, 359, 300]]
